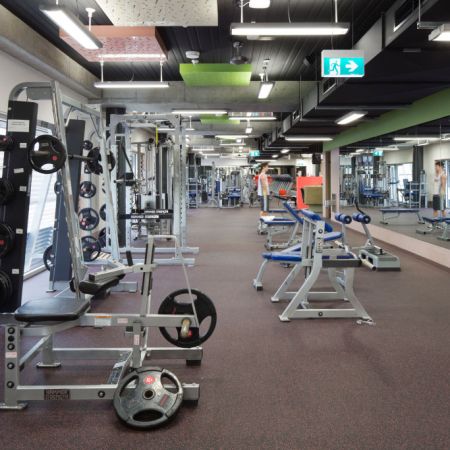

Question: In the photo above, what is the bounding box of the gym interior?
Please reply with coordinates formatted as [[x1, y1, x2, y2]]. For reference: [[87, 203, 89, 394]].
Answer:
[[0, 1, 449, 449]]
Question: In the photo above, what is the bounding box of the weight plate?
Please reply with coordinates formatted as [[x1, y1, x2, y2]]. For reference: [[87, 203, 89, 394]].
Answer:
[[28, 135, 67, 174], [0, 270, 13, 301], [0, 135, 14, 152], [85, 148, 115, 175], [0, 179, 15, 205], [43, 245, 55, 271], [81, 236, 101, 262], [0, 223, 15, 258], [79, 181, 97, 199], [99, 204, 106, 221], [78, 207, 100, 231], [107, 152, 116, 172], [98, 227, 107, 248], [158, 289, 217, 348], [114, 367, 183, 430]]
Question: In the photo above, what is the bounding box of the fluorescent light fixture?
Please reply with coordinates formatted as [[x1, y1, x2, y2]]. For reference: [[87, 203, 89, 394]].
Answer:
[[216, 135, 248, 139], [249, 0, 271, 8], [172, 110, 227, 115], [245, 127, 253, 134], [429, 24, 450, 42], [336, 111, 367, 125], [284, 136, 333, 142], [393, 136, 440, 141], [220, 143, 243, 147], [40, 5, 102, 50], [101, 53, 166, 59], [94, 81, 169, 89], [236, 139, 243, 143], [272, 154, 279, 158], [258, 81, 274, 99], [231, 22, 349, 37], [281, 149, 290, 154], [256, 159, 274, 162], [231, 116, 277, 121], [355, 149, 365, 153], [158, 127, 175, 132]]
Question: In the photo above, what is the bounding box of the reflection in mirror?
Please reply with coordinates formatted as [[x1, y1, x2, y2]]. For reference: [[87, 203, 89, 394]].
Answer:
[[339, 117, 450, 249]]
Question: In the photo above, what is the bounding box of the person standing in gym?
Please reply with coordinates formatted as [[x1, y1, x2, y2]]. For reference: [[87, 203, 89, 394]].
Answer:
[[433, 161, 447, 218], [258, 162, 270, 216]]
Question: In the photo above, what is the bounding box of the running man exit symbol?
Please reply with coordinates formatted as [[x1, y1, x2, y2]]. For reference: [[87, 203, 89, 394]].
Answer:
[[321, 50, 365, 78]]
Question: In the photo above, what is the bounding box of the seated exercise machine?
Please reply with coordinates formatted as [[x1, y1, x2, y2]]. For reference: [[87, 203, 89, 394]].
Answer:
[[379, 207, 424, 225], [268, 210, 373, 324], [351, 203, 401, 271], [253, 202, 342, 290], [416, 215, 450, 241], [0, 81, 217, 430]]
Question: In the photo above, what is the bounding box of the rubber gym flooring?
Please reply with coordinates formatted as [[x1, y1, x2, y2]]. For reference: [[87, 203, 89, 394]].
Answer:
[[1, 207, 449, 450]]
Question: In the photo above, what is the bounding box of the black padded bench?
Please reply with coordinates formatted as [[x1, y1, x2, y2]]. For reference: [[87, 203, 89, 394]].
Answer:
[[15, 298, 90, 323]]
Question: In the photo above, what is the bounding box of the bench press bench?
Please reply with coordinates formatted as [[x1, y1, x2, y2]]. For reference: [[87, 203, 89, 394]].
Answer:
[[379, 208, 424, 225]]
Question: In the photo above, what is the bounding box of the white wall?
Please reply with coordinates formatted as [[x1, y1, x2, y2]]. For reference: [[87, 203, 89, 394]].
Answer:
[[0, 49, 87, 123], [383, 148, 413, 165]]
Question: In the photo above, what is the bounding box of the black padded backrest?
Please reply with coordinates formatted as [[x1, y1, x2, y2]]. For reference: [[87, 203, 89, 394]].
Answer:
[[15, 298, 89, 323]]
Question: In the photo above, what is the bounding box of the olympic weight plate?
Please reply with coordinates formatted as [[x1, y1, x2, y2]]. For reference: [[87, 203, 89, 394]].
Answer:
[[83, 140, 94, 151], [28, 135, 67, 174], [79, 181, 97, 199], [81, 236, 101, 262], [98, 227, 107, 248], [78, 208, 100, 231], [43, 245, 55, 271], [0, 135, 14, 152], [0, 223, 15, 258], [158, 289, 217, 348], [0, 270, 13, 302], [114, 367, 183, 430], [0, 179, 15, 205]]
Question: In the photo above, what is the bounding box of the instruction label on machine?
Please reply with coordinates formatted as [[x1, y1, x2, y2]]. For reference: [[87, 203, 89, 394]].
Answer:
[[7, 119, 30, 133], [120, 209, 173, 220]]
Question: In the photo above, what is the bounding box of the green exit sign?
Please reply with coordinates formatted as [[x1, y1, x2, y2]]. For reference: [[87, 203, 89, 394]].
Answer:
[[249, 150, 260, 157], [373, 150, 383, 156], [322, 50, 365, 78]]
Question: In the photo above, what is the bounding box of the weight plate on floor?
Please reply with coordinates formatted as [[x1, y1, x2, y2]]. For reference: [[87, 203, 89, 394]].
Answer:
[[78, 207, 100, 231], [0, 135, 14, 152], [0, 179, 15, 205], [43, 245, 55, 271], [81, 236, 101, 262], [79, 181, 97, 199], [27, 135, 67, 174], [158, 289, 217, 348], [99, 204, 106, 221], [0, 270, 13, 301], [0, 223, 15, 258], [114, 367, 183, 430]]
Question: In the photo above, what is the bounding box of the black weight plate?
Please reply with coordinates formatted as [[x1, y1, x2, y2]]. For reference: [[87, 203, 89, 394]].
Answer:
[[158, 289, 217, 348], [114, 367, 183, 430], [43, 245, 55, 271], [98, 227, 107, 248], [0, 179, 15, 205], [79, 181, 97, 199], [0, 270, 13, 301], [107, 152, 116, 171], [86, 148, 102, 175], [99, 204, 106, 221], [81, 236, 101, 262], [0, 135, 14, 152], [0, 223, 15, 258], [78, 207, 100, 231], [28, 135, 67, 174]]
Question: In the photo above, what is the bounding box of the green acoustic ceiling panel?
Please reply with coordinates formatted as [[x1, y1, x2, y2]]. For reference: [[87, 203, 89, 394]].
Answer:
[[180, 64, 252, 86], [200, 115, 240, 124]]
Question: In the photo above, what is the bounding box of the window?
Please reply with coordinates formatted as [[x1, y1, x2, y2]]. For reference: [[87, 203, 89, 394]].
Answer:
[[1, 118, 56, 274]]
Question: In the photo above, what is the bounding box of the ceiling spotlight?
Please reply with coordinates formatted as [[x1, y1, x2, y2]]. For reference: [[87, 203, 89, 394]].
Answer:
[[336, 111, 367, 125], [40, 5, 102, 49], [258, 60, 274, 99], [429, 24, 450, 42]]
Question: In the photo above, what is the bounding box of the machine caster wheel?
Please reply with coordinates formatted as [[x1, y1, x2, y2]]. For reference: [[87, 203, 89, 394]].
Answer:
[[186, 359, 202, 367]]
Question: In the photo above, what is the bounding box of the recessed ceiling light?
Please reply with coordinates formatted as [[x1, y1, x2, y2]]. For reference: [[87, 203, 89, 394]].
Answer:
[[258, 81, 274, 99]]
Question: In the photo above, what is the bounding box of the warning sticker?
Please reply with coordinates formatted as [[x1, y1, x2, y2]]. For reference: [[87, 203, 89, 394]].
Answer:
[[8, 119, 30, 133], [94, 316, 112, 327]]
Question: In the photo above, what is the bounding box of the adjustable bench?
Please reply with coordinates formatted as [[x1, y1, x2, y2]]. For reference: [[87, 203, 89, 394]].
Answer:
[[416, 216, 450, 241], [379, 208, 424, 225]]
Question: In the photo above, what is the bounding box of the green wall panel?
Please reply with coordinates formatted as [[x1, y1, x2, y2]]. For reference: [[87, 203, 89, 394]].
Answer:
[[324, 87, 450, 152], [200, 115, 240, 124], [180, 63, 252, 86]]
